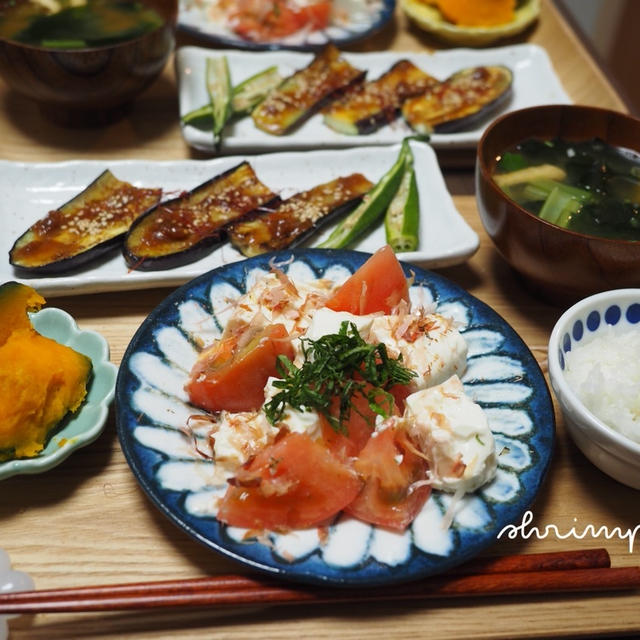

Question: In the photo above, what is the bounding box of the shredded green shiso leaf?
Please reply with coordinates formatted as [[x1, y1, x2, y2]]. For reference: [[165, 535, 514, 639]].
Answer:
[[263, 321, 416, 434]]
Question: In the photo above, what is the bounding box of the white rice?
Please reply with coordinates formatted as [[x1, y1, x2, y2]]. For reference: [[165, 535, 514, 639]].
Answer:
[[564, 326, 640, 445]]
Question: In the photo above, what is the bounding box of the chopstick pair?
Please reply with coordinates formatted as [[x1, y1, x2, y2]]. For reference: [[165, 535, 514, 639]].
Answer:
[[1, 548, 637, 614]]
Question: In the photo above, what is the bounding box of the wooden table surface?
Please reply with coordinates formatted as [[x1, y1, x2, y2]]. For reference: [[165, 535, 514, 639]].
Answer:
[[2, 1, 639, 638]]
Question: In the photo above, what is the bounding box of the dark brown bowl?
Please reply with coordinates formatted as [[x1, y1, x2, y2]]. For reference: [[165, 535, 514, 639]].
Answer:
[[0, 0, 177, 126], [476, 104, 640, 303]]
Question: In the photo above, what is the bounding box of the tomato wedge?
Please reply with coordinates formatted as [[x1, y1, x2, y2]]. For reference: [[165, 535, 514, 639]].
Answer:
[[303, 2, 331, 29], [320, 384, 400, 459], [217, 432, 362, 530], [345, 425, 430, 531], [325, 245, 409, 315], [320, 395, 373, 460], [185, 323, 294, 413], [389, 383, 413, 414]]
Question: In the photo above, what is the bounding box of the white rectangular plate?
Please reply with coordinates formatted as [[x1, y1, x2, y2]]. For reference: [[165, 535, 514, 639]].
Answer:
[[1, 142, 477, 297], [176, 43, 570, 154]]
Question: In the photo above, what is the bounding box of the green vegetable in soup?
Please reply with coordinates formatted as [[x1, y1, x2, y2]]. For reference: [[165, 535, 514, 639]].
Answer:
[[0, 0, 164, 48], [493, 137, 640, 241], [496, 151, 527, 173]]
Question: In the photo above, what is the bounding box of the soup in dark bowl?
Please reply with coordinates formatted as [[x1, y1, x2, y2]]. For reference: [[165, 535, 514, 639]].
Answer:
[[476, 104, 640, 303], [493, 136, 640, 241], [0, 0, 177, 126]]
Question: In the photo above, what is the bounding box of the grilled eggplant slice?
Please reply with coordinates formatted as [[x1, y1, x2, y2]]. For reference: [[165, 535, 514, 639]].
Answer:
[[9, 170, 161, 275], [124, 162, 277, 270], [402, 65, 513, 133], [252, 44, 366, 136], [228, 173, 373, 257], [323, 60, 439, 135]]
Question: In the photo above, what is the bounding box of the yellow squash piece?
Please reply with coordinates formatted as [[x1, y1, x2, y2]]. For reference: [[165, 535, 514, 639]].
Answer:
[[0, 282, 92, 460]]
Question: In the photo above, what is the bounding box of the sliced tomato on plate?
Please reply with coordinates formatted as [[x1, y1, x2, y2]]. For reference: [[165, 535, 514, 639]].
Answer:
[[389, 383, 413, 414], [217, 431, 363, 531], [185, 323, 294, 413], [320, 393, 374, 460], [320, 384, 401, 459], [230, 1, 331, 42], [325, 245, 410, 315], [345, 424, 431, 531], [302, 2, 331, 29]]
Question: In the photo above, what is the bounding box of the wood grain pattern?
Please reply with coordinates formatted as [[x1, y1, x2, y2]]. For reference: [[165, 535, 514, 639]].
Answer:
[[1, 1, 639, 638]]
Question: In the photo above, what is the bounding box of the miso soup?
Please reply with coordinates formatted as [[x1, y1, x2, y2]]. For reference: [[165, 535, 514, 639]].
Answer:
[[0, 0, 164, 49], [493, 137, 640, 241]]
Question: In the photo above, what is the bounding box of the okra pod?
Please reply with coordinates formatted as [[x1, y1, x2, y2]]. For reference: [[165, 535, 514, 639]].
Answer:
[[231, 65, 282, 115], [318, 142, 410, 250], [385, 144, 420, 252], [206, 56, 232, 148], [182, 65, 283, 129]]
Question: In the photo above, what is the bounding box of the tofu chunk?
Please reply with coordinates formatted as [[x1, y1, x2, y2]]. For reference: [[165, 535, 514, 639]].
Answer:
[[404, 375, 497, 493], [368, 313, 468, 390]]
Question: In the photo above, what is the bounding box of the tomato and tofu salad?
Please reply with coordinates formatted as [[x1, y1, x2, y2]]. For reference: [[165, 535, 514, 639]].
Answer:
[[202, 0, 332, 43], [184, 246, 497, 533]]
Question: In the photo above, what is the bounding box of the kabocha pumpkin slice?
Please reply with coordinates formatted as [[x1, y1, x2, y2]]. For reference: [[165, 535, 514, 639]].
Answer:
[[9, 170, 162, 275], [252, 44, 366, 136], [123, 162, 278, 270], [0, 282, 92, 461], [323, 60, 440, 135], [227, 173, 373, 257], [400, 0, 539, 46], [402, 65, 513, 133], [433, 0, 516, 26]]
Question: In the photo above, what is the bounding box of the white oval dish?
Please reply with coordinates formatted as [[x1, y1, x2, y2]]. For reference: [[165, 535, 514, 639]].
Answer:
[[176, 43, 570, 154], [2, 142, 477, 297]]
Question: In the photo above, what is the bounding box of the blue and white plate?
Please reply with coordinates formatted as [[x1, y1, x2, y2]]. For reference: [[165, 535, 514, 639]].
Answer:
[[115, 249, 554, 586], [178, 0, 395, 51]]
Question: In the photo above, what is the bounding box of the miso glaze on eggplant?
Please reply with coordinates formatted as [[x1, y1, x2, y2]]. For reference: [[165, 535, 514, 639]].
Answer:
[[123, 162, 277, 270], [402, 65, 513, 134], [9, 170, 161, 275], [252, 44, 365, 136], [323, 60, 439, 136], [227, 173, 373, 257]]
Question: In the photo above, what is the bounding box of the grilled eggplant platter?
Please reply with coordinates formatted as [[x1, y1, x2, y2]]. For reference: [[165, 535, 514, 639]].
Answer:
[[184, 46, 512, 142], [3, 142, 478, 296], [9, 170, 162, 275], [8, 148, 410, 275], [9, 161, 376, 276], [177, 44, 570, 153]]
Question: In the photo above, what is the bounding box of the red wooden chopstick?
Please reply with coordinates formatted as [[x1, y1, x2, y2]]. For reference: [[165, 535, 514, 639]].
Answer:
[[1, 548, 635, 614]]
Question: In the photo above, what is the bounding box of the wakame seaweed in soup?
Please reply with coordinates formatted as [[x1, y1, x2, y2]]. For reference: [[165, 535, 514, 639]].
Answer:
[[0, 0, 164, 49], [493, 137, 640, 241]]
